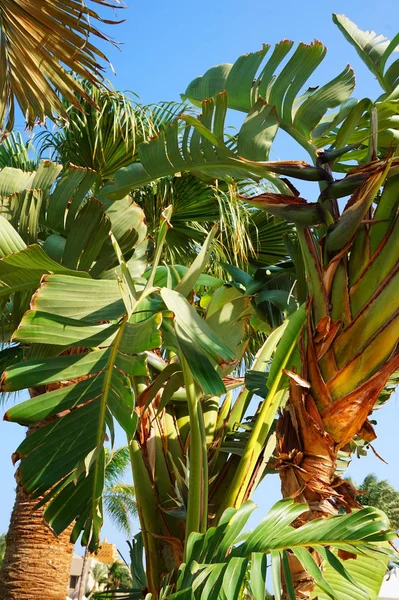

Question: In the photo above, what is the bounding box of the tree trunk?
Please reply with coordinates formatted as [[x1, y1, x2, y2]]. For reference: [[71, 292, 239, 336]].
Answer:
[[0, 475, 74, 600], [0, 382, 77, 600]]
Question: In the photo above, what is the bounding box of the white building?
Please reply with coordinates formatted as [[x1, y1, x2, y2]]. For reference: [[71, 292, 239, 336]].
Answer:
[[67, 554, 98, 599], [380, 569, 399, 600], [67, 540, 120, 599]]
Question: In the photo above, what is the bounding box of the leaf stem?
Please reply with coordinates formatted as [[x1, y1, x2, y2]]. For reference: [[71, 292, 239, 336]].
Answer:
[[180, 355, 208, 557]]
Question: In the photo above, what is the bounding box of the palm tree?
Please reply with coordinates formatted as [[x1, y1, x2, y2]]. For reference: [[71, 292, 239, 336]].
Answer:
[[0, 480, 76, 600], [357, 474, 399, 530], [87, 562, 110, 598], [105, 561, 133, 590], [104, 447, 137, 536], [87, 562, 132, 599]]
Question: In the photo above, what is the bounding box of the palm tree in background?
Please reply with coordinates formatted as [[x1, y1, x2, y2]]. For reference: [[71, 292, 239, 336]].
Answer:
[[87, 563, 109, 599], [357, 474, 399, 530], [104, 446, 137, 536], [78, 447, 137, 600]]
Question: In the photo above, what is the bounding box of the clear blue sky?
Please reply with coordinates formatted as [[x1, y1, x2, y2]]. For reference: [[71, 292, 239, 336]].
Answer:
[[2, 0, 399, 558]]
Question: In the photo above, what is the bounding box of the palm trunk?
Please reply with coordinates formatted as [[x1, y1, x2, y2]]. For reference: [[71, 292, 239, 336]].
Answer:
[[0, 465, 73, 600], [0, 382, 78, 600]]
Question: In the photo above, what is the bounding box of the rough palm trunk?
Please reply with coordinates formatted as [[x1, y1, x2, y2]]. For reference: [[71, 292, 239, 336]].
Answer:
[[0, 465, 73, 600], [0, 381, 79, 600]]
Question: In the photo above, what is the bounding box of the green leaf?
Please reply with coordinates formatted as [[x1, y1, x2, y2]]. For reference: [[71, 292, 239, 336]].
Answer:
[[62, 199, 111, 272], [249, 553, 267, 600], [3, 280, 164, 550], [45, 165, 96, 234], [161, 287, 237, 394], [100, 94, 327, 201], [222, 557, 248, 600], [0, 167, 35, 196], [18, 190, 43, 244], [184, 41, 355, 155], [169, 500, 395, 600], [30, 274, 124, 322], [1, 348, 111, 391], [0, 216, 25, 258], [281, 551, 296, 600], [311, 547, 389, 600], [161, 288, 237, 367], [333, 14, 399, 94], [205, 284, 252, 366], [0, 245, 89, 298], [237, 100, 278, 161], [175, 224, 218, 297], [13, 311, 119, 347]]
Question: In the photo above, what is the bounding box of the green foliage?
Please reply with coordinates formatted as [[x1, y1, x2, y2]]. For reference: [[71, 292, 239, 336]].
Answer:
[[104, 447, 137, 536], [357, 474, 399, 530], [1, 11, 399, 600], [183, 39, 355, 157], [0, 134, 38, 171], [38, 82, 186, 187], [36, 82, 291, 274], [164, 499, 394, 600]]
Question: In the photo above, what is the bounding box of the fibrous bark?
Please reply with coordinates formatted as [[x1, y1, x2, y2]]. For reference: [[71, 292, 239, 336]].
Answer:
[[0, 472, 73, 600]]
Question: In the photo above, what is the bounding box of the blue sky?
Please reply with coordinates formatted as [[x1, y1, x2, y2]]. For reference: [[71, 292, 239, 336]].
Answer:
[[2, 0, 399, 558]]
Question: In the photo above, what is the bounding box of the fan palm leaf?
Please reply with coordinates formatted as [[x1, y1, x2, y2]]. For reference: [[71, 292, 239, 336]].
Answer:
[[0, 0, 122, 134]]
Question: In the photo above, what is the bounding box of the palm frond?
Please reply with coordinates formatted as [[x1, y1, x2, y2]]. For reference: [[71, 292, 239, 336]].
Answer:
[[0, 0, 122, 134], [105, 446, 131, 486], [0, 133, 38, 171], [104, 483, 137, 536], [37, 82, 150, 186]]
